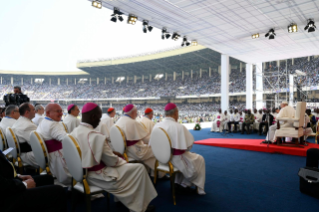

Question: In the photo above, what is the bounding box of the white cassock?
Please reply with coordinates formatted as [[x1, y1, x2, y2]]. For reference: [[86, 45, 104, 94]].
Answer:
[[100, 114, 114, 130], [254, 113, 263, 130], [0, 116, 16, 131], [12, 117, 38, 167], [140, 117, 155, 144], [71, 123, 157, 212], [95, 122, 113, 150], [36, 117, 71, 185], [211, 113, 223, 132], [152, 117, 206, 194], [63, 114, 80, 133], [115, 115, 160, 174], [32, 113, 44, 126], [223, 114, 229, 130]]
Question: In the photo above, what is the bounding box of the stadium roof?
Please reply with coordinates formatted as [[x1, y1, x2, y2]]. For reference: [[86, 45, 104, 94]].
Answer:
[[93, 0, 319, 63], [77, 45, 244, 78]]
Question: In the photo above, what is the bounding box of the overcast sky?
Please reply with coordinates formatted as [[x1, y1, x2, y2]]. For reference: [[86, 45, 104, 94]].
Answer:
[[0, 0, 180, 72]]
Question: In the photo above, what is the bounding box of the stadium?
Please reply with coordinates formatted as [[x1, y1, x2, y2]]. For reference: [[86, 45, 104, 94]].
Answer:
[[1, 0, 319, 212]]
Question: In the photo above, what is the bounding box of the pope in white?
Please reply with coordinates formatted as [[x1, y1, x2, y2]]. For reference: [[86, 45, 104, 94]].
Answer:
[[63, 104, 80, 133], [36, 103, 71, 185], [140, 108, 155, 144], [71, 102, 157, 212], [151, 103, 206, 195], [0, 105, 19, 131]]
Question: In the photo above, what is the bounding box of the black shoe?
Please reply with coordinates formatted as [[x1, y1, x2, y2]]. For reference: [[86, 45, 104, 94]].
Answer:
[[241, 132, 244, 134], [146, 205, 156, 212]]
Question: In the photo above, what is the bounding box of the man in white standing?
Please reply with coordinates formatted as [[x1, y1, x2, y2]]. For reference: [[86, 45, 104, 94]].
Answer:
[[140, 108, 155, 144], [151, 103, 206, 195], [32, 104, 44, 126], [36, 103, 71, 185], [62, 104, 80, 133], [71, 102, 157, 212], [0, 105, 20, 131], [12, 103, 38, 166]]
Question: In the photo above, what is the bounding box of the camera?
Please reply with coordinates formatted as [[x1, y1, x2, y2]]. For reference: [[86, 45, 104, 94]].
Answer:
[[3, 93, 30, 107]]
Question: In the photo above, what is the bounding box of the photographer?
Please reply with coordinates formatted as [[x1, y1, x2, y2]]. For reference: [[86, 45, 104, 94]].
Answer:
[[14, 86, 22, 95], [3, 86, 30, 107]]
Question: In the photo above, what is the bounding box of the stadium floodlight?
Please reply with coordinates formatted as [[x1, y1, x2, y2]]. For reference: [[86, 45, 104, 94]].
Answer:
[[251, 33, 259, 39], [288, 23, 298, 33], [110, 8, 124, 23], [161, 28, 171, 39], [265, 29, 276, 40], [191, 40, 198, 46], [154, 74, 164, 80], [295, 70, 306, 76], [116, 77, 125, 82], [304, 19, 316, 33], [92, 0, 102, 9], [127, 15, 138, 25], [181, 36, 190, 47], [172, 32, 180, 41], [142, 20, 153, 33]]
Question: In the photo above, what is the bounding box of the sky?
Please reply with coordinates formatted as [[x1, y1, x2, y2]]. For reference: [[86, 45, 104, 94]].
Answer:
[[0, 0, 180, 73]]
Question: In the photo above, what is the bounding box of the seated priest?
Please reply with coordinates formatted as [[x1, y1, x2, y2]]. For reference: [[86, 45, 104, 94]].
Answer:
[[116, 104, 164, 178], [0, 149, 67, 212], [36, 103, 71, 185], [140, 108, 155, 144], [12, 103, 38, 167], [241, 109, 255, 134], [100, 107, 116, 130], [32, 104, 44, 126], [259, 109, 274, 135], [63, 104, 80, 133], [0, 105, 20, 131], [228, 109, 240, 132], [151, 103, 206, 195], [71, 103, 157, 212], [254, 109, 263, 130], [223, 110, 229, 131], [210, 109, 224, 132]]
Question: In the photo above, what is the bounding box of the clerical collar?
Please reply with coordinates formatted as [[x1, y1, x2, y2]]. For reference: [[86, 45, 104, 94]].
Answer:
[[45, 117, 53, 121], [144, 115, 151, 120], [5, 116, 13, 119], [165, 117, 176, 122], [80, 122, 93, 129]]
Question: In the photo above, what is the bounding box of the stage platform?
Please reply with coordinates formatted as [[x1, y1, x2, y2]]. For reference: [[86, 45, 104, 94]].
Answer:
[[195, 138, 319, 157]]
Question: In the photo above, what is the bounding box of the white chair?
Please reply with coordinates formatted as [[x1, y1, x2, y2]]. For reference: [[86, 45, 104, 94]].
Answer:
[[150, 127, 180, 205], [6, 127, 32, 174], [275, 102, 306, 146], [0, 128, 7, 151], [29, 131, 51, 175], [62, 134, 109, 212], [61, 122, 68, 133], [109, 125, 137, 163]]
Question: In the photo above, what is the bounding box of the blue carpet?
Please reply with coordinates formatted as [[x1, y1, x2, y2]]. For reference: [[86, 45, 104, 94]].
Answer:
[[70, 128, 319, 212]]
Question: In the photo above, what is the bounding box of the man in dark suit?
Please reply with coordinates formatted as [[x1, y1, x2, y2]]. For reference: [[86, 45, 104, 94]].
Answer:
[[259, 109, 274, 135], [0, 149, 67, 212]]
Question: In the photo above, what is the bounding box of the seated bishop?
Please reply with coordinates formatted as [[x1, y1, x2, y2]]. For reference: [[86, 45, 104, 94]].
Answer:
[[12, 103, 38, 167], [0, 105, 20, 131], [115, 104, 164, 177], [140, 108, 155, 144], [71, 103, 157, 212], [36, 103, 71, 185], [62, 104, 80, 133], [151, 103, 206, 195], [210, 109, 224, 132]]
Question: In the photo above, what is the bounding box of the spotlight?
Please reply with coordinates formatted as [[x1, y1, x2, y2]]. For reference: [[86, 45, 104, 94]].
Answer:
[[142, 20, 153, 33], [265, 29, 276, 40], [181, 36, 190, 47], [251, 33, 259, 39], [172, 32, 180, 41], [92, 0, 102, 9], [288, 23, 298, 33], [304, 19, 316, 33], [191, 41, 198, 46], [110, 8, 124, 23], [162, 28, 171, 39], [128, 15, 138, 25]]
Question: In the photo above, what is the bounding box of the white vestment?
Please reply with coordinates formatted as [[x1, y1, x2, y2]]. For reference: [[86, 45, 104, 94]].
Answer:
[[115, 116, 159, 173], [71, 124, 157, 212], [12, 117, 38, 167], [32, 113, 44, 126], [63, 114, 80, 133], [152, 117, 206, 194], [0, 116, 17, 131], [36, 118, 71, 185], [211, 113, 224, 132], [223, 114, 230, 130], [140, 117, 155, 144], [254, 113, 263, 130], [100, 114, 114, 131]]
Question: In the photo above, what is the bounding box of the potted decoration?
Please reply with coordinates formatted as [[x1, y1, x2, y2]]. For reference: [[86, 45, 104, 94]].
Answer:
[[194, 122, 201, 131]]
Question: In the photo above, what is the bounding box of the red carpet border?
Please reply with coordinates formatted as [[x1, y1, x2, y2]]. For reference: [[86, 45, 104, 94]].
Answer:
[[194, 138, 319, 157]]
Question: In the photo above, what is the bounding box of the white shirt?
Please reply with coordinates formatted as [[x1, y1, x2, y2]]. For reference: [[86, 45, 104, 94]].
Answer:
[[63, 114, 80, 133], [229, 113, 234, 122], [12, 116, 37, 144], [0, 116, 17, 131], [32, 113, 44, 126], [36, 117, 67, 141], [233, 113, 240, 122]]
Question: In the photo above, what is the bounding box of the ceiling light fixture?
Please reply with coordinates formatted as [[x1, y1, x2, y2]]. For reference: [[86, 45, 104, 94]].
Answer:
[[92, 0, 102, 9], [127, 15, 138, 25], [251, 33, 259, 39], [181, 36, 190, 47], [110, 8, 124, 23], [265, 29, 276, 40], [161, 28, 171, 39], [304, 19, 316, 33], [288, 23, 298, 33], [172, 32, 180, 41], [142, 20, 153, 33]]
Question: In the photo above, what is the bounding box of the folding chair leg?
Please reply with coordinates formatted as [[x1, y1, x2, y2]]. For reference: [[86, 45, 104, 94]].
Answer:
[[85, 194, 92, 212]]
